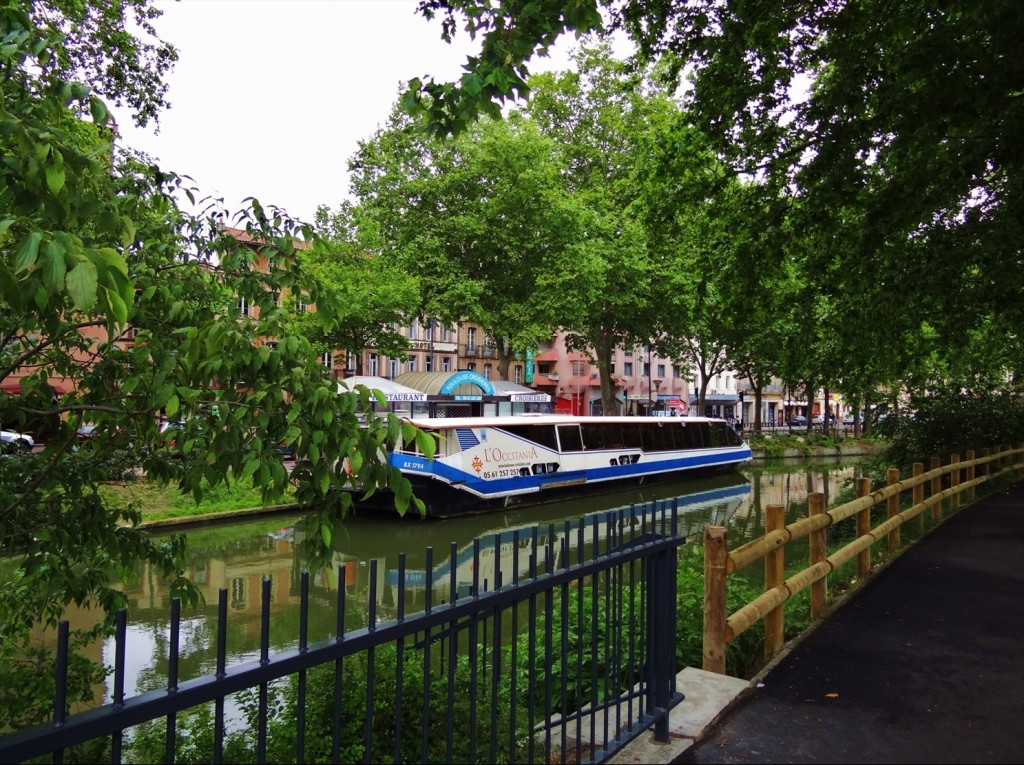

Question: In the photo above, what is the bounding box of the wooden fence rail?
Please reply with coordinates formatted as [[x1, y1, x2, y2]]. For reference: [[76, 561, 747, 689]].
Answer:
[[702, 443, 1024, 674]]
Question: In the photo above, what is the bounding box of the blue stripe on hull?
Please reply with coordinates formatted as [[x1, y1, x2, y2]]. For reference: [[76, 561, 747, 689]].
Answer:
[[389, 447, 751, 504]]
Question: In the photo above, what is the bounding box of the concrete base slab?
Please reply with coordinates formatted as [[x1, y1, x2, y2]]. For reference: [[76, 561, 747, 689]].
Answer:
[[607, 667, 750, 764]]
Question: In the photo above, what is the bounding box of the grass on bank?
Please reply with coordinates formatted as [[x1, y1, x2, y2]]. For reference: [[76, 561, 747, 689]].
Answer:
[[99, 475, 297, 523]]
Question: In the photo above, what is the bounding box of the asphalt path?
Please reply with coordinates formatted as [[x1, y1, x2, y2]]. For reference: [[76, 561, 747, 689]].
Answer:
[[674, 479, 1024, 765]]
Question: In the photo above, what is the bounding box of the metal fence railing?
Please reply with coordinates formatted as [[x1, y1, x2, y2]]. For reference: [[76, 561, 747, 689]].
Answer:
[[0, 501, 688, 764]]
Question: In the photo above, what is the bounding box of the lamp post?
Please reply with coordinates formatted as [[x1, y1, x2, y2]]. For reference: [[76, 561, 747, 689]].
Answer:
[[653, 378, 663, 414], [427, 318, 435, 373], [646, 346, 652, 416], [738, 389, 746, 432]]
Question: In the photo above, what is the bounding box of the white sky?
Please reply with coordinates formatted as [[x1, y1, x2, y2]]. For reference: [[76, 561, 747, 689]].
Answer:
[[112, 0, 582, 225]]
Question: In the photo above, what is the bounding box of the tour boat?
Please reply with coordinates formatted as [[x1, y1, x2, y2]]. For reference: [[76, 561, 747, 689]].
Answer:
[[372, 414, 752, 517]]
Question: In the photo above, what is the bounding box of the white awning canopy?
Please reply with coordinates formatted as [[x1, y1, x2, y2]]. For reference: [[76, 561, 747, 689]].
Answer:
[[337, 376, 426, 402]]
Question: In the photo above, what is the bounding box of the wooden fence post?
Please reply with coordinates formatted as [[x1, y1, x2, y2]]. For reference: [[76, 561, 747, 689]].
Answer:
[[764, 503, 785, 662], [966, 450, 975, 503], [856, 477, 872, 578], [912, 463, 924, 534], [703, 526, 728, 674], [930, 456, 942, 522], [808, 492, 827, 620], [887, 467, 901, 554], [951, 453, 960, 511]]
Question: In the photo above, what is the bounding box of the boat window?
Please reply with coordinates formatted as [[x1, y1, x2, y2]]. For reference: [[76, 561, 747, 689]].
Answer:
[[641, 423, 668, 452], [499, 424, 559, 451], [622, 422, 644, 450], [557, 424, 584, 452], [723, 424, 743, 446], [685, 423, 705, 449], [581, 422, 612, 450], [709, 422, 725, 447], [663, 423, 681, 450]]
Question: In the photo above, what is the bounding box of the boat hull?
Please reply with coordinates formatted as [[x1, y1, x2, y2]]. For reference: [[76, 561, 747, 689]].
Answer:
[[353, 414, 752, 518]]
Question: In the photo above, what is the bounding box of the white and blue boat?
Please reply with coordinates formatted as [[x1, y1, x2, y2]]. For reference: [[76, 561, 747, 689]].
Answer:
[[381, 414, 752, 517]]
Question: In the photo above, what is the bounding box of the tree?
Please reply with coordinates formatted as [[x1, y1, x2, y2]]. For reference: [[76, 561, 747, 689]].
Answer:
[[524, 43, 676, 415], [0, 4, 432, 727], [405, 0, 1022, 394], [294, 210, 420, 374], [348, 103, 588, 380]]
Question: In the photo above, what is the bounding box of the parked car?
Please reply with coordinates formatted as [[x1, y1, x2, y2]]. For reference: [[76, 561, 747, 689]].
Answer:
[[273, 441, 296, 459], [77, 423, 99, 440], [787, 415, 808, 427], [1, 426, 35, 453]]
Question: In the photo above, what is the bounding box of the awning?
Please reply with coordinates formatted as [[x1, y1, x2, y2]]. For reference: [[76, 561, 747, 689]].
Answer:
[[533, 349, 559, 362], [689, 394, 739, 403], [338, 376, 426, 402], [394, 370, 495, 396], [566, 376, 601, 389], [489, 380, 552, 403], [530, 374, 559, 387]]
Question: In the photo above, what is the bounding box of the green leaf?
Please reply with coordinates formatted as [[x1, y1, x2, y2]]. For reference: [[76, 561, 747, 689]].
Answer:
[[66, 261, 98, 309], [41, 239, 66, 291], [105, 287, 128, 325], [165, 395, 180, 418], [45, 163, 65, 196], [14, 231, 42, 272], [320, 521, 332, 547]]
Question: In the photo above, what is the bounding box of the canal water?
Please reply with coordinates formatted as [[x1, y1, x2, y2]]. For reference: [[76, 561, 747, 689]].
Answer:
[[96, 455, 869, 700]]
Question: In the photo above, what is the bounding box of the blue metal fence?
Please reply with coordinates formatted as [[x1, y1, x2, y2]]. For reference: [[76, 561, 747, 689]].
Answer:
[[0, 501, 687, 764]]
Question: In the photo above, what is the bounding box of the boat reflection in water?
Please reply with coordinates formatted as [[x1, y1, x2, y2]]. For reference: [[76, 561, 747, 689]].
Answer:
[[346, 474, 752, 611], [112, 473, 747, 690]]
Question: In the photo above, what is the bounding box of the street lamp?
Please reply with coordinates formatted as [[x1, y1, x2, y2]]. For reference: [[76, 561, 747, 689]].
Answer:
[[653, 378, 663, 414], [646, 346, 652, 416]]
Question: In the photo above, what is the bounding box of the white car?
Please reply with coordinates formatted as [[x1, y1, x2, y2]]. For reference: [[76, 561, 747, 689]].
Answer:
[[1, 426, 35, 452]]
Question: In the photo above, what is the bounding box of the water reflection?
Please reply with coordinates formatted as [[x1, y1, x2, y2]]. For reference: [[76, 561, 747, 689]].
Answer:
[[106, 456, 863, 698]]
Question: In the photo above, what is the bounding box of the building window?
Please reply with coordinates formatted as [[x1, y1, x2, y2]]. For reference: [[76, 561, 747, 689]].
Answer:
[[514, 365, 523, 383], [426, 354, 434, 372], [442, 325, 452, 342], [572, 360, 585, 376], [441, 356, 451, 372], [230, 577, 246, 610], [624, 362, 633, 376], [483, 364, 492, 380], [389, 358, 401, 378], [657, 363, 666, 379], [407, 357, 417, 373], [321, 352, 333, 370], [369, 354, 378, 376], [409, 318, 420, 340], [467, 362, 476, 372], [295, 298, 307, 313], [238, 296, 249, 317], [467, 327, 477, 352]]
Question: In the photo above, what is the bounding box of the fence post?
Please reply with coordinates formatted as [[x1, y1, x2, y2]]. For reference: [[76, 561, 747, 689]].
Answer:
[[913, 463, 924, 534], [930, 456, 942, 521], [647, 541, 676, 742], [950, 453, 961, 511], [981, 448, 990, 481], [703, 526, 728, 674], [764, 504, 785, 662], [808, 492, 827, 620], [966, 450, 975, 503], [887, 468, 901, 553], [856, 477, 872, 578]]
